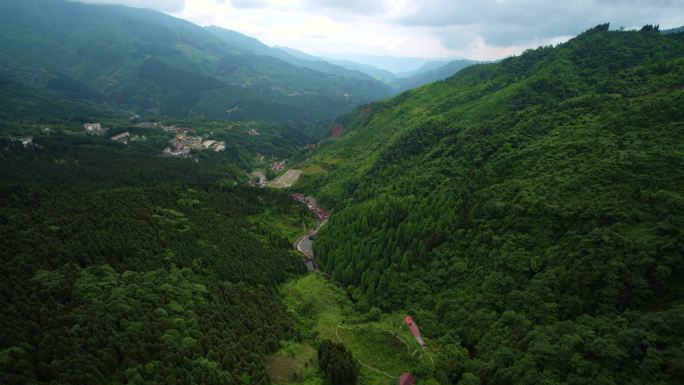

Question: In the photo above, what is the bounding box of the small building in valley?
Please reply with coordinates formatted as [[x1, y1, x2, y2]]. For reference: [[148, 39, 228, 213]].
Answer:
[[271, 159, 288, 171], [83, 122, 104, 135], [163, 146, 191, 157], [202, 140, 226, 152], [399, 373, 416, 385], [134, 121, 158, 128], [211, 141, 225, 152], [18, 136, 33, 148], [110, 132, 131, 143], [292, 193, 329, 221], [404, 316, 425, 347]]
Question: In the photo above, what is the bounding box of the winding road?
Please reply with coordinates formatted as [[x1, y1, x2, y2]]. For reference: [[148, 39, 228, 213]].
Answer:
[[295, 219, 327, 271]]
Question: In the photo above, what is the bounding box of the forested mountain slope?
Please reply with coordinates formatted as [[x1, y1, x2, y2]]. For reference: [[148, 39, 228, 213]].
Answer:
[[0, 136, 312, 384], [205, 26, 380, 82], [0, 0, 389, 123], [299, 25, 684, 384], [391, 59, 479, 92]]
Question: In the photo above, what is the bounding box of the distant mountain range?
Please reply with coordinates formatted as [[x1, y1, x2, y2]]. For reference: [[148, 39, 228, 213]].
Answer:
[[205, 27, 379, 83], [275, 46, 399, 84], [662, 26, 684, 34], [322, 53, 455, 74], [0, 0, 391, 123], [390, 59, 483, 92], [0, 0, 482, 124], [270, 47, 481, 92]]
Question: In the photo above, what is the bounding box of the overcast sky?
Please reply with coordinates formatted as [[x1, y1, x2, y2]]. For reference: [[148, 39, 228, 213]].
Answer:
[[81, 0, 684, 61]]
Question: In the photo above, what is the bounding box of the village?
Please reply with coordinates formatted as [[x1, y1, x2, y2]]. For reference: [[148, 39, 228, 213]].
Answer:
[[3, 135, 36, 150], [292, 193, 329, 221], [81, 121, 225, 157], [163, 132, 226, 157]]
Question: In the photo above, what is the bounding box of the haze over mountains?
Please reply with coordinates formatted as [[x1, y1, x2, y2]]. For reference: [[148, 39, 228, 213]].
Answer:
[[271, 47, 484, 93]]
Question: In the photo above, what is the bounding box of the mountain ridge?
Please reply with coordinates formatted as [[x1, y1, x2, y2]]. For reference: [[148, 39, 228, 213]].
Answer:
[[0, 0, 390, 124], [205, 26, 381, 83]]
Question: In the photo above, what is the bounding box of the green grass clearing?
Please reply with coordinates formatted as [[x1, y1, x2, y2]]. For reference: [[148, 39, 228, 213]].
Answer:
[[282, 274, 351, 341], [337, 327, 413, 377], [249, 209, 315, 243], [281, 274, 436, 385], [266, 342, 320, 385]]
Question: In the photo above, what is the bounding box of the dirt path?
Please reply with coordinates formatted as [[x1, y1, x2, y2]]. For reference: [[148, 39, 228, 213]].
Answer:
[[268, 169, 302, 188]]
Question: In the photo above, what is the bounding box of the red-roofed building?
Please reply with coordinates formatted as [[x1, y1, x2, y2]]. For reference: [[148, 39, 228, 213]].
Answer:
[[404, 316, 425, 347], [399, 373, 416, 385]]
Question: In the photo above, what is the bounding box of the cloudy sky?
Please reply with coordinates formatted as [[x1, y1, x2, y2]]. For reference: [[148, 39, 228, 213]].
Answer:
[[82, 0, 684, 61]]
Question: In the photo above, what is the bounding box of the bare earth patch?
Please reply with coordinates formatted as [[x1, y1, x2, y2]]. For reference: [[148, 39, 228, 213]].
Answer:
[[268, 169, 302, 188], [330, 123, 344, 138]]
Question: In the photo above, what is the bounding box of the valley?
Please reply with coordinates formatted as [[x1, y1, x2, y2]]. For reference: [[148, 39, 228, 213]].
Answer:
[[0, 0, 683, 384]]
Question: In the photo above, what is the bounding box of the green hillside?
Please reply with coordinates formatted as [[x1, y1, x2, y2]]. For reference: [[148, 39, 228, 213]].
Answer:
[[296, 25, 684, 384], [391, 59, 480, 92], [0, 134, 317, 385], [0, 0, 390, 124]]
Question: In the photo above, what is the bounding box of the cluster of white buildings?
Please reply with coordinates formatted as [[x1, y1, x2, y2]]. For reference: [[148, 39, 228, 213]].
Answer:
[[82, 121, 224, 157], [84, 122, 105, 135], [163, 132, 225, 157], [110, 131, 146, 144]]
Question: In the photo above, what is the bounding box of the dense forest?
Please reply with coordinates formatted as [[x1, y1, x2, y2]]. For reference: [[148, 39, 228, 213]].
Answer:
[[0, 136, 312, 384], [301, 25, 684, 384], [317, 341, 359, 385]]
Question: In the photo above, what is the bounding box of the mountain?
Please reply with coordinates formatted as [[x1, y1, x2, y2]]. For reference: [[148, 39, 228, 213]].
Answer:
[[321, 53, 453, 74], [274, 45, 324, 62], [391, 59, 480, 92], [326, 59, 399, 83], [662, 26, 684, 34], [275, 46, 399, 84], [297, 24, 684, 384], [205, 26, 381, 83], [267, 46, 477, 92], [276, 46, 403, 84], [394, 59, 451, 78], [0, 0, 390, 124]]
